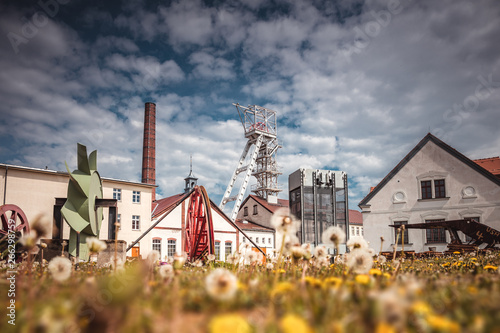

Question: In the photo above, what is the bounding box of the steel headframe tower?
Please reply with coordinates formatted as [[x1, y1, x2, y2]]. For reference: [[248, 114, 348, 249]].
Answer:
[[219, 103, 282, 221]]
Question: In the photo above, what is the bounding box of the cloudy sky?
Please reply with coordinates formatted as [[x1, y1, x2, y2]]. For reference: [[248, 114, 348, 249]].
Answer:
[[1, 0, 499, 211]]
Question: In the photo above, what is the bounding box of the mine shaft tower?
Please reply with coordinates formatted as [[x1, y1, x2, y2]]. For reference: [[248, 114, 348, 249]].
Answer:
[[220, 103, 282, 221]]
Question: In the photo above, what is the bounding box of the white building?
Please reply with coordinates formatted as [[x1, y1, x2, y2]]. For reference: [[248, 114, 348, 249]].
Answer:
[[359, 133, 500, 253], [148, 172, 240, 262], [234, 219, 275, 254], [0, 163, 155, 258]]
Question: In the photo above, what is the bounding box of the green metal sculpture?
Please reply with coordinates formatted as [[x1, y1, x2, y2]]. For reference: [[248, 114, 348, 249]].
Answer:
[[61, 143, 103, 261]]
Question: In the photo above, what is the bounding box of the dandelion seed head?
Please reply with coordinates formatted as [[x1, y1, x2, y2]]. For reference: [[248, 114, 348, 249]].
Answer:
[[48, 256, 72, 282], [173, 253, 187, 268], [147, 250, 160, 266], [347, 236, 369, 251], [271, 208, 299, 235], [205, 268, 238, 301], [86, 237, 107, 254], [314, 245, 327, 257], [322, 226, 346, 246], [158, 264, 174, 280], [226, 252, 239, 265], [19, 231, 37, 249], [346, 248, 373, 274], [207, 254, 216, 261]]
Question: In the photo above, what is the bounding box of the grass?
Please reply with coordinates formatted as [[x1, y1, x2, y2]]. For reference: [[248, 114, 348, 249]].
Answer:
[[1, 248, 499, 333]]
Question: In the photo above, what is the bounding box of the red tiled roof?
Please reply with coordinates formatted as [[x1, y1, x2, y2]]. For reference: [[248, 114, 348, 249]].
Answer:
[[473, 156, 500, 176], [249, 194, 288, 213], [234, 219, 275, 232], [152, 193, 187, 218], [349, 210, 363, 225]]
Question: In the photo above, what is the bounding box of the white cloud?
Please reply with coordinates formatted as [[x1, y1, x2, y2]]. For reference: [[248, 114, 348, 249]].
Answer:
[[0, 0, 499, 211], [189, 51, 236, 80]]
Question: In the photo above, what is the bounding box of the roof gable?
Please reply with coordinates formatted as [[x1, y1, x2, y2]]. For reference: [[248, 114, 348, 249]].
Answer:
[[246, 194, 289, 214], [358, 133, 500, 207]]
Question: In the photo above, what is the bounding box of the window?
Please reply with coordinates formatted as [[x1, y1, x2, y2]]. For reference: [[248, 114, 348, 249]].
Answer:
[[225, 242, 232, 259], [434, 179, 446, 198], [215, 241, 220, 260], [253, 205, 258, 215], [242, 237, 246, 243], [132, 215, 140, 230], [113, 188, 122, 201], [152, 239, 161, 257], [117, 214, 121, 230], [426, 219, 446, 243], [256, 237, 259, 243], [268, 238, 271, 244], [394, 221, 409, 244], [421, 181, 432, 199], [243, 206, 248, 217], [167, 239, 176, 258], [133, 191, 141, 203]]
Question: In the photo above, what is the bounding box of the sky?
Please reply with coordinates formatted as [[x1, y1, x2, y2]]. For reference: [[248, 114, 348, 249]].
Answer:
[[0, 0, 499, 212]]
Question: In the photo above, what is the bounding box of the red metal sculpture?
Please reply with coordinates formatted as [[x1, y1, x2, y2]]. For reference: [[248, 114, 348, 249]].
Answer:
[[0, 204, 30, 237], [184, 186, 215, 261]]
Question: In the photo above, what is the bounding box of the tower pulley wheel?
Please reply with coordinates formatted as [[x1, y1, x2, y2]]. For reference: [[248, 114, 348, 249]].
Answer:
[[184, 186, 215, 261]]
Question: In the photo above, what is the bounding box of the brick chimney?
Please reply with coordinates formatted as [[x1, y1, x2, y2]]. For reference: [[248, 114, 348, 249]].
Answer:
[[142, 102, 156, 201]]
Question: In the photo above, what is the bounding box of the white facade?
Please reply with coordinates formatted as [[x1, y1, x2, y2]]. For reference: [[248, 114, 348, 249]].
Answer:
[[238, 224, 275, 253], [359, 134, 500, 253], [150, 197, 239, 261], [0, 164, 154, 258]]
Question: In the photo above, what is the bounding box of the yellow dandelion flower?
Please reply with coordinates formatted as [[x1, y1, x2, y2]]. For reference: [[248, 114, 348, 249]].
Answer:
[[304, 276, 322, 288], [323, 277, 343, 289], [442, 262, 451, 267], [271, 282, 294, 298], [355, 274, 370, 285], [427, 315, 460, 333], [470, 258, 477, 261], [375, 322, 397, 333], [382, 272, 392, 279], [483, 265, 498, 271], [411, 301, 431, 316], [369, 268, 382, 276], [280, 314, 313, 333], [209, 314, 251, 333], [453, 251, 461, 254]]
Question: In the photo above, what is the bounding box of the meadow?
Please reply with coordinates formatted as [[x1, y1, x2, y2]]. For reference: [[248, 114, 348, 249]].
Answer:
[[1, 215, 499, 333], [1, 244, 500, 332]]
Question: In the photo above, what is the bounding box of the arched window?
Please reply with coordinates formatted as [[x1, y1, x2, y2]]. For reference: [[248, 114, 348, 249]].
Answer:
[[167, 239, 176, 258], [214, 241, 221, 260], [225, 241, 232, 260], [152, 238, 161, 258]]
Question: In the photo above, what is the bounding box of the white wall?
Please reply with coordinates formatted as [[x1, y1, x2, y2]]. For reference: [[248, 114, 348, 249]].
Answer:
[[149, 200, 238, 261], [362, 141, 500, 253]]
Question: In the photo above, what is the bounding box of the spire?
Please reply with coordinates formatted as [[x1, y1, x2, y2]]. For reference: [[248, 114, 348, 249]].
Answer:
[[184, 154, 198, 193]]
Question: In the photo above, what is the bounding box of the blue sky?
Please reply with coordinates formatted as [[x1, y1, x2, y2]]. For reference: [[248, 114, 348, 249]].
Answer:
[[1, 0, 499, 211]]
